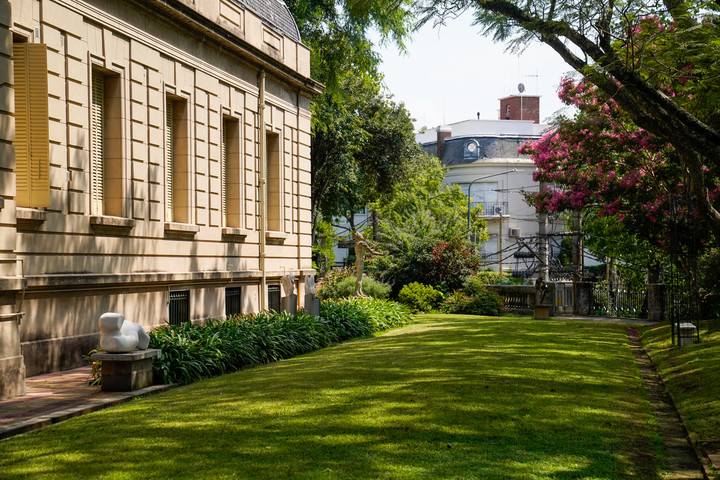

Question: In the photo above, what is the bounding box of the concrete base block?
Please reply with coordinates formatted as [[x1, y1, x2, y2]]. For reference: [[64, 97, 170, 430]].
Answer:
[[281, 294, 297, 314], [534, 306, 551, 319], [304, 294, 320, 316], [91, 349, 160, 392], [0, 355, 26, 399], [678, 322, 697, 347]]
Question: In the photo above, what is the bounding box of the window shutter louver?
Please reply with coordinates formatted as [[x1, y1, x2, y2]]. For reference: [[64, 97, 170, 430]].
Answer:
[[165, 99, 173, 221], [13, 43, 50, 207], [90, 72, 104, 215]]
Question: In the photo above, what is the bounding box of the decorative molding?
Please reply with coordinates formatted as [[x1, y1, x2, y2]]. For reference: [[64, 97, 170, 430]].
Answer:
[[265, 230, 288, 244], [90, 215, 135, 236], [164, 222, 200, 238], [16, 208, 47, 231], [222, 227, 250, 242]]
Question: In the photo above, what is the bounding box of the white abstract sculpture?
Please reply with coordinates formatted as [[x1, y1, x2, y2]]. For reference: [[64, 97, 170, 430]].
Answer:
[[99, 312, 150, 353], [305, 275, 316, 295], [281, 274, 296, 297]]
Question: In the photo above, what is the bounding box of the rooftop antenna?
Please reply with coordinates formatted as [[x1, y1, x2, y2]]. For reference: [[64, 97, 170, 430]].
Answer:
[[526, 70, 540, 94]]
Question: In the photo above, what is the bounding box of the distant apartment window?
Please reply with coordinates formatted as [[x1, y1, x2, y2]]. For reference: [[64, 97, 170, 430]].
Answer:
[[169, 290, 190, 325], [91, 69, 123, 216], [267, 285, 281, 312], [165, 96, 190, 223], [12, 42, 50, 207], [222, 116, 242, 227], [225, 287, 242, 317], [266, 130, 282, 231]]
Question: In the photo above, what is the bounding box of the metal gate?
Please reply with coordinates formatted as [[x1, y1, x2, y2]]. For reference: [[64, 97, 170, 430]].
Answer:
[[591, 283, 647, 318]]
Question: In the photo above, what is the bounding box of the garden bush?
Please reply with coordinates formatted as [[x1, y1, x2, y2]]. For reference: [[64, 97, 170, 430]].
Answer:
[[320, 297, 412, 340], [442, 288, 504, 316], [149, 298, 411, 385], [317, 268, 390, 300], [398, 282, 444, 312]]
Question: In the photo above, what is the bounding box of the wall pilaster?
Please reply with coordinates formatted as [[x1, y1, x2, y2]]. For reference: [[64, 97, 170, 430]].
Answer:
[[0, 0, 26, 399]]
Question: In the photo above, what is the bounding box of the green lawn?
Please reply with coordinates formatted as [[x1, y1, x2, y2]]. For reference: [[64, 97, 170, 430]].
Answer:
[[642, 322, 720, 445], [1, 315, 662, 479]]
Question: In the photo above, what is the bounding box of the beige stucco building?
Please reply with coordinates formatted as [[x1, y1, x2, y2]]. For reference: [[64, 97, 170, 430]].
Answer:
[[0, 0, 321, 399]]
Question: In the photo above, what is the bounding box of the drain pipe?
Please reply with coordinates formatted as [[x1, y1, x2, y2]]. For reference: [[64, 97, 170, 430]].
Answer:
[[258, 70, 267, 311]]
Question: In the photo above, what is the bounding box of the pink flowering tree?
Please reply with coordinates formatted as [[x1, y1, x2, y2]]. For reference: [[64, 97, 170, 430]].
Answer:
[[522, 76, 712, 257], [420, 1, 720, 237]]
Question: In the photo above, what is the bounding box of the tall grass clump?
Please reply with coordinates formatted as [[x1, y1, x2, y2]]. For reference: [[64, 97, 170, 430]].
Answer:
[[150, 299, 411, 385], [149, 312, 337, 385], [321, 297, 411, 340]]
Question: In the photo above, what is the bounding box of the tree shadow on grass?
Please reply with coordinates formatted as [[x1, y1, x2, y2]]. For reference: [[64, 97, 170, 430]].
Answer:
[[0, 317, 661, 479]]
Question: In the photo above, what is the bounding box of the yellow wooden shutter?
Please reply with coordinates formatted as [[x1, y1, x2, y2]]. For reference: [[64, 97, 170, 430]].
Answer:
[[13, 43, 50, 207], [90, 72, 104, 215], [165, 98, 173, 221]]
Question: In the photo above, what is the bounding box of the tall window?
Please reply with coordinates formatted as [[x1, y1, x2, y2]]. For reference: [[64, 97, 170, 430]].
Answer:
[[266, 130, 281, 231], [165, 96, 189, 223], [12, 42, 50, 207], [222, 116, 241, 227], [463, 181, 499, 213], [91, 69, 123, 216]]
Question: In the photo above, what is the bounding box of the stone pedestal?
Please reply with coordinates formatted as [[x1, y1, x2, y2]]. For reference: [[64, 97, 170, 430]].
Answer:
[[91, 349, 160, 392], [534, 281, 555, 319], [281, 294, 297, 314], [678, 323, 697, 347], [304, 294, 320, 316]]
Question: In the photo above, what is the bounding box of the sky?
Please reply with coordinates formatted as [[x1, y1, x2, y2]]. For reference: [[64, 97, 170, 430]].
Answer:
[[372, 11, 577, 130]]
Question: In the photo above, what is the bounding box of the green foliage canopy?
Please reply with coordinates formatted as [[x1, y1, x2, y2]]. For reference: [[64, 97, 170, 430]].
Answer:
[[287, 0, 420, 228], [368, 153, 488, 292], [417, 0, 720, 237]]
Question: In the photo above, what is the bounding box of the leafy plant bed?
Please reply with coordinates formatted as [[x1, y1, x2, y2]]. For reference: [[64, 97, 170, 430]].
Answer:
[[0, 316, 662, 479], [149, 298, 412, 385]]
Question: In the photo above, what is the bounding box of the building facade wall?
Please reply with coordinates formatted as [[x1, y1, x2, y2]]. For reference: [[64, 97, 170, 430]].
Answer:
[[1, 0, 318, 388], [0, 0, 26, 399]]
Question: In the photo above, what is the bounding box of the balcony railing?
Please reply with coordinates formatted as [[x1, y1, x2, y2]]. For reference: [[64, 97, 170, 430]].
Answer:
[[470, 201, 508, 216]]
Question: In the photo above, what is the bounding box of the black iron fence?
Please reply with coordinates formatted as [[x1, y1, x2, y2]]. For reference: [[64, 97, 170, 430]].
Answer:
[[592, 283, 647, 318]]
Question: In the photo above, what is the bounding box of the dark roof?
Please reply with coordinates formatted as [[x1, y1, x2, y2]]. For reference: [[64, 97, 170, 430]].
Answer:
[[426, 135, 540, 165], [231, 0, 301, 42]]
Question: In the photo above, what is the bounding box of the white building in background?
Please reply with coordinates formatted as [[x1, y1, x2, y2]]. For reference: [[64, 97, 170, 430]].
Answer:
[[417, 95, 565, 276]]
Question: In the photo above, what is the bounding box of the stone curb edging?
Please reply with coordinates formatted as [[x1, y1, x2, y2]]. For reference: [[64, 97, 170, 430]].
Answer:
[[0, 384, 175, 441], [635, 334, 714, 479]]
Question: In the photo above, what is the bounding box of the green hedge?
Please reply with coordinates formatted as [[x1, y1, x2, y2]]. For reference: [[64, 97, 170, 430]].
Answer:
[[149, 298, 411, 385], [398, 282, 444, 312], [441, 288, 505, 316]]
